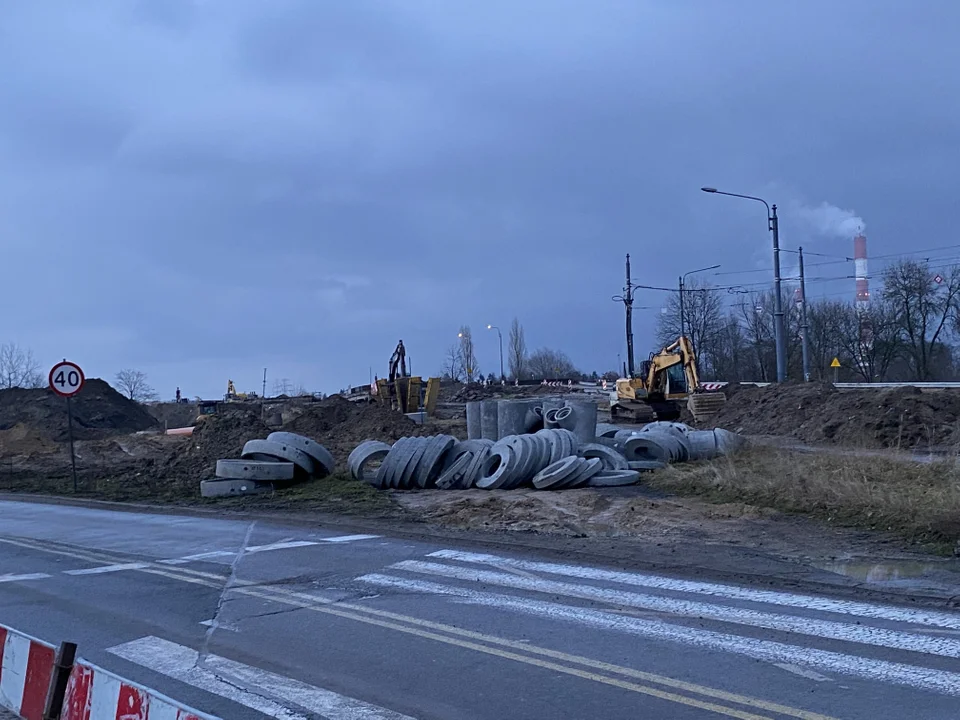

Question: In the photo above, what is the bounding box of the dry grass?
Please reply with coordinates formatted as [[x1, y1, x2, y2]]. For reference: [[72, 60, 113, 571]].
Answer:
[[651, 447, 960, 548]]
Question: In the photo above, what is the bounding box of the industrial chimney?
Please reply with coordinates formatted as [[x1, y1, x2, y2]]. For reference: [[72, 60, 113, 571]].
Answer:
[[854, 231, 869, 309]]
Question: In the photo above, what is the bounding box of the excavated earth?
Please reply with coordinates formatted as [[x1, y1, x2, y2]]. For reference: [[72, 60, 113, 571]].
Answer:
[[712, 382, 960, 450]]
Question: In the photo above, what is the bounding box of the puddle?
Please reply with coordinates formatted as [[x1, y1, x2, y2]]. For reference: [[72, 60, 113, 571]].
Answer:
[[814, 559, 960, 593]]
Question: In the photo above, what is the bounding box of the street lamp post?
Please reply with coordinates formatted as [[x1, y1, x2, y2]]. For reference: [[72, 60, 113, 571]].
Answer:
[[486, 324, 504, 381], [679, 264, 720, 348], [701, 187, 787, 383]]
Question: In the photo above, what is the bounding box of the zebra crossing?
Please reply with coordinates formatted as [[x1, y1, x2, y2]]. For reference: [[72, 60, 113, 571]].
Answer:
[[356, 549, 960, 697]]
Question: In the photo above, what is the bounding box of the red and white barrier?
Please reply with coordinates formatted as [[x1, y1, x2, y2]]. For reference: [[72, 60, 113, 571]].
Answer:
[[62, 661, 219, 720], [0, 624, 56, 720]]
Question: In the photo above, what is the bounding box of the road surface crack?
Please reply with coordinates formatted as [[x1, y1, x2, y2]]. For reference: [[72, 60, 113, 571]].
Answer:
[[197, 520, 256, 668]]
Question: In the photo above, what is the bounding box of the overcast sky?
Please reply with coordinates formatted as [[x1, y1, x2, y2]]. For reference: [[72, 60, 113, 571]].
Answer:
[[2, 1, 957, 399]]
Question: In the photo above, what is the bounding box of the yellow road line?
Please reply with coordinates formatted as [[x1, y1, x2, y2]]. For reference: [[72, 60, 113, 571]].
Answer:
[[0, 535, 837, 720]]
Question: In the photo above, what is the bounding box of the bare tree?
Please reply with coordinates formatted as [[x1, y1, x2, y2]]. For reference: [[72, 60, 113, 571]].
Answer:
[[0, 343, 43, 389], [115, 369, 158, 402], [507, 317, 528, 380], [292, 383, 309, 397], [527, 348, 579, 379], [442, 343, 465, 381], [883, 260, 960, 380], [737, 293, 776, 382], [655, 278, 725, 375], [835, 299, 902, 382], [458, 326, 479, 382]]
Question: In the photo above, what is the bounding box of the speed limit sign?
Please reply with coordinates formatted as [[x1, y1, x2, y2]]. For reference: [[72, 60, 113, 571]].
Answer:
[[49, 360, 85, 398]]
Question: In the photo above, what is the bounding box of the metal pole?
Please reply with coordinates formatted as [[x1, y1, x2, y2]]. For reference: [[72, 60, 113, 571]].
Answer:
[[624, 254, 635, 377], [43, 640, 77, 720], [770, 205, 787, 382], [262, 368, 267, 398], [66, 396, 78, 492], [799, 246, 811, 382], [678, 275, 685, 340], [497, 328, 504, 381]]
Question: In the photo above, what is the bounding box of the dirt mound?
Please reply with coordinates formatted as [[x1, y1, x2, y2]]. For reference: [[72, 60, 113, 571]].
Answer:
[[442, 382, 578, 403], [0, 379, 157, 442], [283, 395, 428, 464], [713, 383, 960, 449]]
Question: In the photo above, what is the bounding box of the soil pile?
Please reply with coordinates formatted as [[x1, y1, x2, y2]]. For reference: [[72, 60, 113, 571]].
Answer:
[[713, 382, 960, 449], [283, 395, 428, 464], [442, 382, 577, 403], [0, 379, 157, 442]]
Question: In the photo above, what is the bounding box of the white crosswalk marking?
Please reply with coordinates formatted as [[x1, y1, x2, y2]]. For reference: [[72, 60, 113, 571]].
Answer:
[[108, 636, 416, 720], [0, 573, 50, 583], [357, 573, 960, 696], [64, 563, 150, 576], [245, 540, 319, 553], [353, 549, 960, 698], [389, 560, 960, 657], [320, 534, 380, 543], [427, 549, 960, 629]]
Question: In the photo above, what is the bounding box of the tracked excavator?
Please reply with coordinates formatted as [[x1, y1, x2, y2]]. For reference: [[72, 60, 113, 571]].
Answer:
[[610, 336, 726, 423], [373, 340, 440, 415]]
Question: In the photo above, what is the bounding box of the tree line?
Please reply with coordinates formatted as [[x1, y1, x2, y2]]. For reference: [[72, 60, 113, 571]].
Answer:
[[660, 259, 960, 382], [442, 318, 583, 382]]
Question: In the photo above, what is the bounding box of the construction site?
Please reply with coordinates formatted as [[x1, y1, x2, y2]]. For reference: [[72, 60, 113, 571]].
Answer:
[[2, 354, 959, 583]]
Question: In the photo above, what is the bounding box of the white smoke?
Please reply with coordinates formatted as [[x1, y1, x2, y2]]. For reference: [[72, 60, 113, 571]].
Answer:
[[796, 201, 865, 238]]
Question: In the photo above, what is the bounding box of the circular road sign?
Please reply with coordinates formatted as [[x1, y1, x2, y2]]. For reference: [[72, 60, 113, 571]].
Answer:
[[49, 360, 85, 398]]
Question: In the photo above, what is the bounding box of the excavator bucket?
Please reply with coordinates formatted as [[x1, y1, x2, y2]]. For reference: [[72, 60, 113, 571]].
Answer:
[[687, 392, 727, 424]]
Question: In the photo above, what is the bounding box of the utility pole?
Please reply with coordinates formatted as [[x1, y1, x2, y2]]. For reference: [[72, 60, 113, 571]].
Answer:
[[770, 205, 787, 382], [615, 254, 636, 377], [262, 368, 267, 398], [799, 246, 810, 382], [678, 275, 686, 341]]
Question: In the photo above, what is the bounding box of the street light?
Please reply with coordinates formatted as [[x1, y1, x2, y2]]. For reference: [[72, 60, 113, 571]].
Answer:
[[486, 324, 504, 381], [679, 264, 720, 346], [701, 186, 787, 382]]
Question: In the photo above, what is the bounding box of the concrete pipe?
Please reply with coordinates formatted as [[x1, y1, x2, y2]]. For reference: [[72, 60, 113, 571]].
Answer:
[[348, 440, 392, 484], [714, 428, 745, 455], [466, 402, 482, 440], [414, 435, 457, 488], [524, 404, 545, 433], [685, 430, 720, 461], [588, 469, 641, 487], [241, 439, 317, 478], [543, 407, 560, 430], [564, 400, 597, 445], [215, 459, 295, 482], [267, 432, 335, 476], [497, 400, 529, 439], [200, 479, 272, 498], [480, 400, 500, 441], [553, 406, 576, 431], [594, 422, 621, 440], [579, 442, 629, 471]]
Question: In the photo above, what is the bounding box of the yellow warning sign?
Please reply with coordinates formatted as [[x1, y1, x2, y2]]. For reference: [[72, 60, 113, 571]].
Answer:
[[830, 357, 841, 368]]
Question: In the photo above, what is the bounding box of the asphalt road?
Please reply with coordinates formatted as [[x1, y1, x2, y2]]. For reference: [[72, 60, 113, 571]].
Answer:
[[1, 499, 959, 720]]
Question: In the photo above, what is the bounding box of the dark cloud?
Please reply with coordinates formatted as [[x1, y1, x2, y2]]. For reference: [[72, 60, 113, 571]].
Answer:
[[1, 0, 957, 396]]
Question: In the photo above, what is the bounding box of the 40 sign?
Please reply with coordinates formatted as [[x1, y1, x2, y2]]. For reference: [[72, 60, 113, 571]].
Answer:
[[49, 360, 85, 398]]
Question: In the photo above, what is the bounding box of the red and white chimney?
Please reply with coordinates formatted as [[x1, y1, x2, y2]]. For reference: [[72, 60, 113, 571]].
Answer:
[[854, 231, 869, 308]]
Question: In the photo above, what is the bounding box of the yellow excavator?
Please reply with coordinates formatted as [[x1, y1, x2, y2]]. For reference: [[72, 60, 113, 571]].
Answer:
[[611, 336, 726, 423]]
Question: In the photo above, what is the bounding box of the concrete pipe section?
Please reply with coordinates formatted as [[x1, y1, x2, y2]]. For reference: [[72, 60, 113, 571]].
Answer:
[[267, 431, 336, 476], [564, 400, 598, 445], [588, 469, 641, 486], [200, 479, 272, 497], [241, 439, 318, 477], [215, 459, 295, 482], [578, 442, 629, 471], [348, 440, 393, 485], [466, 402, 482, 440], [369, 435, 459, 490], [479, 400, 499, 441]]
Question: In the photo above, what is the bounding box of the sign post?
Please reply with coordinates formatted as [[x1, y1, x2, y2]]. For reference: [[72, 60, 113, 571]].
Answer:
[[48, 360, 85, 492], [830, 357, 841, 384]]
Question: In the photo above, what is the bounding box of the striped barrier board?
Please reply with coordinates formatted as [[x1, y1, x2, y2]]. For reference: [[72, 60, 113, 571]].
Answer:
[[0, 624, 56, 720], [62, 661, 220, 720]]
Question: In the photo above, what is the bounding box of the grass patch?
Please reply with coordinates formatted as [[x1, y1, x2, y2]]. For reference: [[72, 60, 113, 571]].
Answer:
[[651, 447, 960, 549]]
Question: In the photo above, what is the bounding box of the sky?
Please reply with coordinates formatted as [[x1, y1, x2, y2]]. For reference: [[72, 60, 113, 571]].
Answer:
[[2, 0, 958, 399]]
